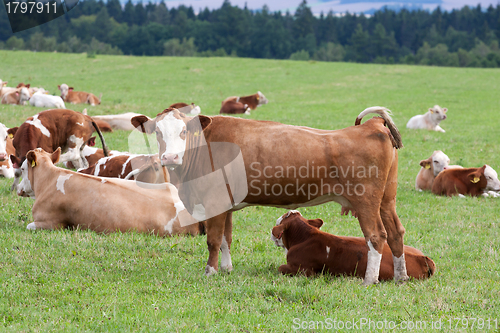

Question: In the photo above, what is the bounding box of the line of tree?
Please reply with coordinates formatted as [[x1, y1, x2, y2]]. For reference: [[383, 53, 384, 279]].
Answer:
[[1, 0, 500, 67]]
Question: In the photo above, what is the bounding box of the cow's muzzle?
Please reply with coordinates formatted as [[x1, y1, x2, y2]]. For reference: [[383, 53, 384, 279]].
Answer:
[[161, 154, 181, 166]]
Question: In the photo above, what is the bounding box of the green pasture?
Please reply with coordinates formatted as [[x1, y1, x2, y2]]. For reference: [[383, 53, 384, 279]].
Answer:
[[0, 51, 499, 332]]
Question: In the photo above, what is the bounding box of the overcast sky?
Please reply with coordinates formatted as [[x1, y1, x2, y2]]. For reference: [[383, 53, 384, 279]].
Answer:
[[160, 0, 500, 14]]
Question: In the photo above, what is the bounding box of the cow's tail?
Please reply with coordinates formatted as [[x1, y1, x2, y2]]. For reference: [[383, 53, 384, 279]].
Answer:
[[355, 106, 403, 149], [91, 120, 110, 157]]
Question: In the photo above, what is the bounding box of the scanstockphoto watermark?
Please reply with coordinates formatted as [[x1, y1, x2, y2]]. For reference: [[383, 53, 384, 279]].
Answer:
[[249, 161, 379, 200], [292, 317, 498, 331]]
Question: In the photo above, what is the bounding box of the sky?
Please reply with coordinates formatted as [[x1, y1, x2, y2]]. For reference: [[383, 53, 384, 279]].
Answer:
[[159, 0, 500, 14]]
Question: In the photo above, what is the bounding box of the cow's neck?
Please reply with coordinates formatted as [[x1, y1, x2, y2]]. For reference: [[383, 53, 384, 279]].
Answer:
[[283, 220, 318, 250], [32, 162, 63, 194], [178, 133, 211, 181]]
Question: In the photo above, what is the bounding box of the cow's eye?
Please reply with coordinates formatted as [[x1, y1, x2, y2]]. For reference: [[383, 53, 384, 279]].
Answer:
[[434, 161, 438, 163], [182, 130, 187, 135]]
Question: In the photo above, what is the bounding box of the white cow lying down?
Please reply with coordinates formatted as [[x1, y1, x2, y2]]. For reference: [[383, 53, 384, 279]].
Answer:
[[29, 89, 66, 109], [407, 105, 447, 132], [17, 148, 203, 236], [90, 112, 142, 131]]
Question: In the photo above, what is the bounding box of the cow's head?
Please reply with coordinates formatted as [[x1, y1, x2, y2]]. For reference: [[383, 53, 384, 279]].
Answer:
[[131, 108, 212, 167], [58, 83, 69, 98], [420, 150, 450, 177], [16, 148, 61, 198], [257, 91, 268, 105], [19, 87, 30, 105], [0, 124, 11, 162], [428, 105, 447, 122], [482, 165, 500, 191], [271, 210, 323, 251]]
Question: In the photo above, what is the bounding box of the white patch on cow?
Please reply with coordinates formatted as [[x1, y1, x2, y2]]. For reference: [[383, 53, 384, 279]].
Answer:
[[26, 114, 51, 137], [257, 91, 269, 105], [121, 155, 136, 176], [458, 194, 466, 198], [17, 160, 35, 198], [392, 254, 409, 282], [0, 123, 8, 156], [220, 235, 233, 271], [326, 246, 330, 259], [93, 156, 114, 176], [484, 165, 500, 192], [364, 241, 382, 285], [190, 105, 201, 115], [205, 265, 217, 276], [275, 210, 301, 226], [0, 165, 15, 178], [77, 122, 84, 127], [164, 200, 185, 235], [56, 174, 72, 194], [26, 222, 37, 230], [60, 136, 87, 169], [192, 204, 206, 221], [156, 113, 187, 165], [270, 231, 285, 250]]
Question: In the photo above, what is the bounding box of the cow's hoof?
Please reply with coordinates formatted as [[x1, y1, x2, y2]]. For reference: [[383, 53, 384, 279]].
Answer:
[[204, 265, 217, 276], [394, 274, 409, 284], [362, 279, 379, 287], [221, 264, 233, 272]]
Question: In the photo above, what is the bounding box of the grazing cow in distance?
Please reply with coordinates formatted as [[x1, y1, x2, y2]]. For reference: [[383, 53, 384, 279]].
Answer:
[[78, 153, 168, 183], [1, 87, 30, 105], [222, 91, 268, 111], [169, 103, 201, 115], [90, 112, 142, 131], [271, 211, 436, 280], [16, 148, 204, 237], [8, 109, 109, 190], [432, 165, 500, 197], [131, 106, 408, 285], [0, 123, 16, 178], [58, 84, 102, 106], [219, 100, 250, 115], [415, 150, 463, 191], [29, 89, 66, 109], [407, 105, 447, 132]]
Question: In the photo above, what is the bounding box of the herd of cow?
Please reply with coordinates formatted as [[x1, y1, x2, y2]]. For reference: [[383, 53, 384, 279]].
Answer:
[[1, 79, 499, 286]]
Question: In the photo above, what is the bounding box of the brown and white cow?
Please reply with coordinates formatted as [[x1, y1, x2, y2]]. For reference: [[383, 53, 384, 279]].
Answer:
[[58, 84, 102, 106], [8, 109, 109, 190], [169, 103, 201, 115], [221, 91, 268, 111], [63, 146, 125, 169], [1, 87, 30, 105], [271, 211, 436, 280], [90, 112, 143, 131], [432, 165, 500, 197], [15, 148, 203, 237], [131, 106, 407, 285], [78, 153, 168, 183], [415, 150, 463, 191], [0, 123, 16, 178], [0, 80, 16, 98]]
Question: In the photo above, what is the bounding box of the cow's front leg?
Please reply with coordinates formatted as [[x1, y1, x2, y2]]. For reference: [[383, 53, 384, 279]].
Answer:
[[27, 221, 64, 230], [220, 212, 233, 272], [204, 212, 228, 276]]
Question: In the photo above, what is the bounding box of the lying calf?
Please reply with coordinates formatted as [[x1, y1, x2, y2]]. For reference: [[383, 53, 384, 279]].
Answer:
[[219, 100, 250, 115], [432, 165, 500, 197], [416, 150, 462, 191], [78, 153, 168, 183], [169, 102, 201, 115], [271, 211, 436, 281], [29, 89, 66, 109], [58, 84, 102, 106], [407, 105, 447, 132], [16, 148, 202, 236], [63, 146, 124, 170]]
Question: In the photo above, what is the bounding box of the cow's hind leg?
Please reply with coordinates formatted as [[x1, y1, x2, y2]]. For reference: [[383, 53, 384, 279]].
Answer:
[[204, 212, 228, 276], [220, 212, 233, 272]]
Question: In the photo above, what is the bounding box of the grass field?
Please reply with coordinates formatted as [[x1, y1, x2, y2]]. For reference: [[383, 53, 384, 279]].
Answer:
[[0, 50, 499, 332]]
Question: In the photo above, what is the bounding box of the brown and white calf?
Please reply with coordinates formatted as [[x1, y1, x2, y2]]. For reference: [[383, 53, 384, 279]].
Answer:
[[78, 153, 168, 183], [222, 91, 268, 111], [169, 103, 201, 115], [1, 87, 30, 105], [15, 148, 203, 237], [0, 123, 16, 178], [219, 100, 250, 115], [415, 150, 463, 191], [271, 211, 436, 280], [8, 109, 109, 189], [432, 165, 500, 197], [406, 105, 447, 132], [131, 106, 407, 285], [0, 80, 16, 98], [64, 146, 124, 169], [58, 84, 102, 106]]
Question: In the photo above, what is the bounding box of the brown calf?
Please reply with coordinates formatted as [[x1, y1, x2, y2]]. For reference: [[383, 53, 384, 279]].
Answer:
[[58, 84, 102, 106], [431, 165, 500, 197], [271, 211, 435, 281], [219, 100, 250, 114], [221, 91, 268, 110]]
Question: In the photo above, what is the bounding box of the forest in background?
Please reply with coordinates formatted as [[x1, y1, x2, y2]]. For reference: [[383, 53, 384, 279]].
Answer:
[[1, 0, 500, 67]]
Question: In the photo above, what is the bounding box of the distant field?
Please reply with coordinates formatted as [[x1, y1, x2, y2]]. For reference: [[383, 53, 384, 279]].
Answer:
[[0, 50, 499, 332]]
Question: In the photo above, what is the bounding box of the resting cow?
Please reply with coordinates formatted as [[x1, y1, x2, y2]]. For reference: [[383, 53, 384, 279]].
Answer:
[[90, 112, 142, 131], [131, 106, 408, 285], [0, 123, 15, 178], [271, 211, 436, 280], [1, 87, 30, 105], [406, 105, 447, 132], [64, 146, 124, 169], [431, 165, 500, 197], [415, 150, 463, 191], [169, 103, 201, 115], [58, 84, 102, 106], [15, 148, 203, 236], [221, 91, 268, 111], [29, 89, 66, 109], [8, 109, 109, 190], [219, 100, 250, 115]]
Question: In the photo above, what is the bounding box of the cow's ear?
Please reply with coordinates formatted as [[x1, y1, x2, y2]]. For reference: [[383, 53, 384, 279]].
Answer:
[[26, 84, 30, 88], [468, 170, 482, 184], [51, 148, 61, 164], [87, 136, 96, 147], [271, 224, 286, 239], [26, 151, 37, 168], [442, 108, 447, 113], [420, 158, 431, 169], [428, 108, 434, 113], [308, 218, 324, 229], [10, 155, 21, 169], [198, 115, 212, 131], [131, 115, 155, 134], [7, 127, 18, 138], [2, 81, 7, 86], [57, 85, 61, 89], [69, 87, 74, 91]]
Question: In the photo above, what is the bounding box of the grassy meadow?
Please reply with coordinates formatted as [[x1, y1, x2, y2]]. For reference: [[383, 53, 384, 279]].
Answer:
[[0, 50, 499, 332]]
